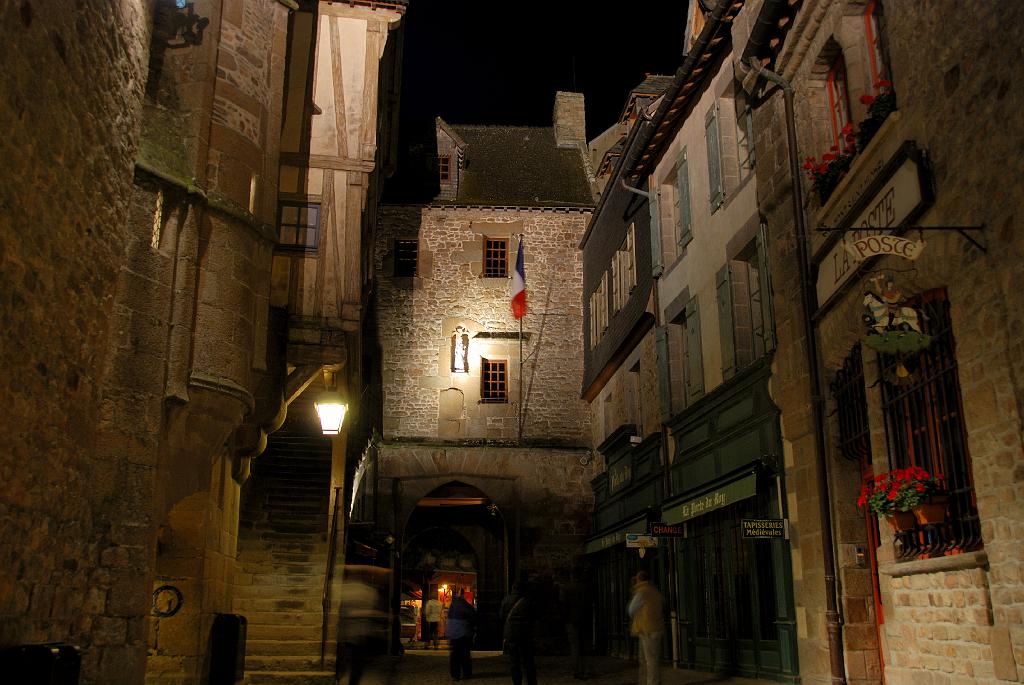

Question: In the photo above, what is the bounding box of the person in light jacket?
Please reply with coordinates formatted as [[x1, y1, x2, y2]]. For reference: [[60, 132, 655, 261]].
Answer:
[[445, 589, 477, 680], [627, 570, 664, 685]]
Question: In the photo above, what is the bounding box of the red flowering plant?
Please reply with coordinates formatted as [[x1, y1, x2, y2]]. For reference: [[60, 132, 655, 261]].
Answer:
[[856, 80, 897, 150], [803, 122, 857, 204], [858, 466, 942, 517]]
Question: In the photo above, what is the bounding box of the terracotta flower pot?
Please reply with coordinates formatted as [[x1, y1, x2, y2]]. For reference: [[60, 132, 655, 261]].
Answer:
[[912, 495, 948, 525], [883, 510, 916, 533]]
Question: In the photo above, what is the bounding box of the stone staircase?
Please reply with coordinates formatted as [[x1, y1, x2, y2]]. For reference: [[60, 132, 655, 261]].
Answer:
[[235, 431, 337, 685]]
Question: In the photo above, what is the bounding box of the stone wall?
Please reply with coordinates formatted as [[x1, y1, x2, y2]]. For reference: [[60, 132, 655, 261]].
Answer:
[[0, 0, 152, 680], [376, 205, 592, 445], [752, 0, 1024, 683], [379, 444, 598, 578]]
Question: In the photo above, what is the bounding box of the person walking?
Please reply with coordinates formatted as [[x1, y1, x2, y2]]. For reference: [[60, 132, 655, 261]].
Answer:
[[500, 581, 537, 685], [445, 589, 477, 681], [337, 566, 388, 685], [425, 595, 442, 649], [627, 570, 664, 685]]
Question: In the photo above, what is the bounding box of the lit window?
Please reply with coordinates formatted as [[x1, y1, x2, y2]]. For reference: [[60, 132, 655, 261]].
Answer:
[[483, 237, 508, 278], [826, 55, 852, 149], [439, 155, 451, 182], [394, 239, 418, 277], [277, 203, 320, 252], [480, 358, 508, 403]]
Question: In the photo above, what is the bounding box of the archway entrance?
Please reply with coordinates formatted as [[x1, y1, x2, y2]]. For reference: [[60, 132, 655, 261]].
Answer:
[[402, 481, 508, 649]]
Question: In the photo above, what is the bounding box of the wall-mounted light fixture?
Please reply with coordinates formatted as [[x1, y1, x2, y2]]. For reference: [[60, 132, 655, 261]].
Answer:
[[314, 369, 348, 435]]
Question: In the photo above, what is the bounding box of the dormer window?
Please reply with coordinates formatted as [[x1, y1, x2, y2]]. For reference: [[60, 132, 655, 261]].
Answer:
[[439, 155, 451, 182]]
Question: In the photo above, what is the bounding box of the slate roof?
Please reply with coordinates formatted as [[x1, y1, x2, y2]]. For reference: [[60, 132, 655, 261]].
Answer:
[[617, 74, 675, 123], [447, 124, 594, 208]]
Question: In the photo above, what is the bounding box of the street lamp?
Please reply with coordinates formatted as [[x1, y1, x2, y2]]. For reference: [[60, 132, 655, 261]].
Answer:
[[314, 368, 348, 435], [314, 391, 347, 435]]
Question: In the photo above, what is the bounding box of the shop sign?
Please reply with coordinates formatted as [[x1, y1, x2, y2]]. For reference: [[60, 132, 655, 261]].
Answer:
[[662, 473, 757, 524], [625, 534, 658, 548], [609, 461, 632, 494], [585, 520, 648, 554], [649, 522, 685, 537], [741, 518, 789, 539], [815, 152, 927, 310], [843, 234, 924, 262]]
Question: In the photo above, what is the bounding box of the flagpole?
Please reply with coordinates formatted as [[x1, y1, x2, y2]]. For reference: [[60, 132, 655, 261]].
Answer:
[[518, 235, 524, 443]]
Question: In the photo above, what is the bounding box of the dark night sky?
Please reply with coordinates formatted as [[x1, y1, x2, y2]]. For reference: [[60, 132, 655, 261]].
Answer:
[[397, 1, 689, 141]]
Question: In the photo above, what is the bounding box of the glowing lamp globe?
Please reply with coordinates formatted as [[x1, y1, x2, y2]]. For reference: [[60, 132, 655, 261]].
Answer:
[[314, 392, 348, 435]]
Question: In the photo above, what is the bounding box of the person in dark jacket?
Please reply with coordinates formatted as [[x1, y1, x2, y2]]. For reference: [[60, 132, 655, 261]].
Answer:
[[500, 581, 536, 685], [446, 589, 477, 680]]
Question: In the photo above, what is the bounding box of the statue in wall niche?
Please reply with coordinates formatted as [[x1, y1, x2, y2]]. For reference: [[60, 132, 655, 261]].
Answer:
[[452, 326, 470, 373], [862, 273, 931, 385]]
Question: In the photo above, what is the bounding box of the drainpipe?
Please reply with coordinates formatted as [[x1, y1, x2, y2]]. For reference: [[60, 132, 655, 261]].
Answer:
[[749, 59, 847, 685], [620, 177, 680, 669]]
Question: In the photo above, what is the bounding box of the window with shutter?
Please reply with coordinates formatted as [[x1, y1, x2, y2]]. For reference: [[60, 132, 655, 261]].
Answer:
[[684, 297, 705, 403], [826, 55, 852, 150], [649, 191, 664, 277], [676, 150, 693, 248], [718, 233, 776, 378], [705, 105, 724, 210]]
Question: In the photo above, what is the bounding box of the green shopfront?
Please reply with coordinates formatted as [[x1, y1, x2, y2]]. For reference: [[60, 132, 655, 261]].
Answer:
[[663, 360, 798, 682], [585, 426, 665, 659]]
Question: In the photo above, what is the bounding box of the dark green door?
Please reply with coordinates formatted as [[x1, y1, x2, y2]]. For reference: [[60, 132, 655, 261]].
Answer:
[[682, 494, 784, 678]]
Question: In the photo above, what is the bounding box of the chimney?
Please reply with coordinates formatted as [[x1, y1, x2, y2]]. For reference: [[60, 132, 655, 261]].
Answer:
[[553, 91, 586, 148]]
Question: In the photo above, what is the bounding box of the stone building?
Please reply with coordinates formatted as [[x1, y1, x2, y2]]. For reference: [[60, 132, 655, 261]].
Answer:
[[369, 93, 598, 649], [742, 0, 1024, 683], [580, 1, 799, 677], [0, 0, 405, 682]]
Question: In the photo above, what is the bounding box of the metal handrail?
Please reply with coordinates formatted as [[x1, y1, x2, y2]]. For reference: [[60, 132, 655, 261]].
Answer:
[[321, 486, 342, 668]]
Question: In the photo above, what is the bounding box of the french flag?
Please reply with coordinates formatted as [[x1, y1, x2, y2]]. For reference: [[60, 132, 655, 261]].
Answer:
[[510, 239, 527, 320]]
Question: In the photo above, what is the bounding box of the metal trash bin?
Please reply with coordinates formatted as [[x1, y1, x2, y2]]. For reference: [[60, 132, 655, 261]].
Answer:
[[209, 613, 247, 684], [0, 642, 81, 685]]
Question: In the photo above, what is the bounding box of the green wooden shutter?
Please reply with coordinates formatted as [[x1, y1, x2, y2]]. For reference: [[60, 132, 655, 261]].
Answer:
[[684, 298, 704, 403], [757, 222, 776, 352], [649, 192, 663, 278], [676, 150, 693, 249], [717, 265, 736, 380], [655, 325, 672, 423], [706, 104, 724, 210]]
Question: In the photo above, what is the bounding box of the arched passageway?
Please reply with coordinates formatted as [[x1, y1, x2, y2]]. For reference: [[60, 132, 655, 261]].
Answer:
[[402, 481, 508, 649]]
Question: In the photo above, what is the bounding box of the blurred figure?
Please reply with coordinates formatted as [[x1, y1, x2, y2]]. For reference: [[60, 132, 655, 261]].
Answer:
[[500, 580, 536, 685], [425, 594, 442, 649], [445, 588, 477, 680], [560, 567, 592, 679], [338, 566, 389, 685], [627, 570, 664, 685]]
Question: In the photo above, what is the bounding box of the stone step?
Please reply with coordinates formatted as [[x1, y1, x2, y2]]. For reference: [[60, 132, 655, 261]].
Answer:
[[234, 584, 321, 600], [246, 671, 335, 685], [246, 654, 333, 672], [235, 560, 326, 575], [236, 571, 324, 586], [245, 639, 322, 656], [246, 623, 322, 641], [234, 597, 322, 613], [237, 551, 329, 564], [244, 610, 323, 627]]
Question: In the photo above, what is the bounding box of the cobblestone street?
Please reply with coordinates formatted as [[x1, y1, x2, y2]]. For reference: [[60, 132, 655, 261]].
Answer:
[[351, 649, 776, 685]]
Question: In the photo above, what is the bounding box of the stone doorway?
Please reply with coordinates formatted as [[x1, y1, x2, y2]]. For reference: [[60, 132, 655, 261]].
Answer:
[[401, 481, 509, 649]]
